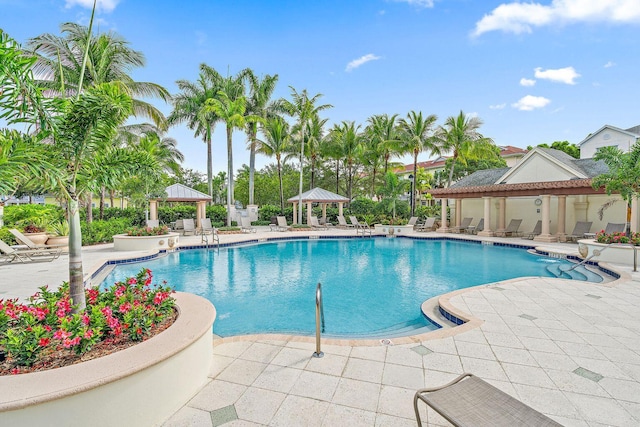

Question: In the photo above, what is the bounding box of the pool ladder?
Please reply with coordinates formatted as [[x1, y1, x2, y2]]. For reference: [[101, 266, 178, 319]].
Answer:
[[201, 228, 220, 248], [313, 282, 325, 358]]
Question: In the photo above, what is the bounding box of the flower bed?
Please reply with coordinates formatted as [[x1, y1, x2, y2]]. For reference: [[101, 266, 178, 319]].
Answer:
[[126, 225, 170, 236], [113, 232, 180, 251], [595, 230, 640, 245]]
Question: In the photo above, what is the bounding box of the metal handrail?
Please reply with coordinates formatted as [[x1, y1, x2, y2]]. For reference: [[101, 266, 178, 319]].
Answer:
[[564, 245, 611, 272], [629, 244, 638, 272], [313, 282, 324, 358]]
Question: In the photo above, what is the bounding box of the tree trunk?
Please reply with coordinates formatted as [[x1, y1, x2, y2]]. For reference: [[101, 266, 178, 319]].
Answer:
[[412, 152, 418, 217], [372, 165, 377, 198], [447, 151, 457, 188], [310, 155, 315, 190], [348, 160, 353, 201], [110, 189, 115, 210], [335, 161, 339, 194], [99, 186, 105, 220], [68, 196, 86, 312], [277, 156, 284, 213], [86, 192, 93, 223], [226, 126, 234, 226], [248, 127, 256, 205], [206, 130, 213, 204]]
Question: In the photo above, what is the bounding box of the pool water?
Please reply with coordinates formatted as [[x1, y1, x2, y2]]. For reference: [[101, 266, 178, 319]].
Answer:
[[101, 238, 591, 338]]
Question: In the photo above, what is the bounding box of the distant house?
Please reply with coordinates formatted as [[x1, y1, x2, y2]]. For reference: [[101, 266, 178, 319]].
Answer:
[[426, 125, 640, 240]]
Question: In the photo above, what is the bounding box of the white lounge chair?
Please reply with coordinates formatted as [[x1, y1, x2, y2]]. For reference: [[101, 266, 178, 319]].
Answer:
[[275, 216, 291, 232], [336, 215, 354, 229], [407, 216, 419, 228], [199, 218, 215, 234], [182, 218, 196, 236], [466, 218, 484, 235], [310, 216, 328, 230], [416, 217, 436, 232], [240, 216, 256, 233], [0, 239, 60, 263], [9, 229, 64, 250]]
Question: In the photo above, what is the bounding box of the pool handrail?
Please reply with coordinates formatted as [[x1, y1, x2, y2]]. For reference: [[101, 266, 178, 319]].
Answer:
[[313, 282, 325, 358]]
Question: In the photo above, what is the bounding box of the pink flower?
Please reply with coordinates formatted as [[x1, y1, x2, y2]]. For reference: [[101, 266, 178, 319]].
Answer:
[[87, 289, 99, 304], [53, 329, 71, 340], [115, 285, 127, 297], [118, 302, 132, 314], [84, 329, 94, 339], [38, 337, 50, 347], [81, 313, 90, 325], [127, 278, 137, 285]]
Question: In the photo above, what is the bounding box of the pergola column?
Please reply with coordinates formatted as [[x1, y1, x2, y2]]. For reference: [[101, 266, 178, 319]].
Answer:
[[196, 201, 206, 228], [292, 202, 298, 224], [557, 195, 567, 242], [534, 195, 557, 242], [338, 202, 344, 217], [495, 197, 506, 234], [455, 199, 462, 228], [478, 196, 494, 237], [149, 200, 158, 221], [306, 201, 312, 225], [437, 199, 449, 232], [574, 195, 588, 222], [322, 203, 327, 224]]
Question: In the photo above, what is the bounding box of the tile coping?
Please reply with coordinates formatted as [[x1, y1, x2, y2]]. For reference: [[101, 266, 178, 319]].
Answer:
[[83, 233, 631, 347]]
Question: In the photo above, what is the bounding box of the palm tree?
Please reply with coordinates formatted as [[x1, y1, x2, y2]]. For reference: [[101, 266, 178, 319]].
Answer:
[[368, 114, 401, 175], [331, 121, 362, 201], [398, 111, 439, 216], [280, 87, 332, 221], [378, 171, 409, 221], [436, 110, 495, 188], [258, 117, 292, 212], [244, 71, 279, 205], [302, 115, 328, 190], [169, 64, 223, 198]]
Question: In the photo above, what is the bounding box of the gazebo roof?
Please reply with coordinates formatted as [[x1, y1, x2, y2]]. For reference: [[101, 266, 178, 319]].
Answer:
[[159, 183, 212, 202], [287, 187, 350, 203]]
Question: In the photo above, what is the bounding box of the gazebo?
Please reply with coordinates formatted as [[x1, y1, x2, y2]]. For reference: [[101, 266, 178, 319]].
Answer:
[[287, 187, 350, 225], [148, 183, 212, 228]]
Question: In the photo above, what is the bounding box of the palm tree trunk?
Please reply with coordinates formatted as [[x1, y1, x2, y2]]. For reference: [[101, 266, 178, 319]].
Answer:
[[310, 156, 315, 190], [277, 156, 284, 213], [110, 189, 115, 209], [335, 161, 339, 194], [226, 126, 234, 226], [412, 152, 418, 217], [348, 160, 353, 201], [206, 129, 213, 203], [99, 186, 105, 220], [68, 196, 86, 311], [86, 192, 93, 223], [248, 127, 256, 205], [447, 154, 457, 188], [372, 165, 377, 198]]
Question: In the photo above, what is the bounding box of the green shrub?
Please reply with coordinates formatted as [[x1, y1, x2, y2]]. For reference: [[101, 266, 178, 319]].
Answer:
[[0, 228, 16, 245], [157, 205, 196, 224], [349, 198, 377, 217], [206, 205, 227, 223], [81, 218, 132, 245], [3, 204, 64, 227], [101, 207, 146, 226]]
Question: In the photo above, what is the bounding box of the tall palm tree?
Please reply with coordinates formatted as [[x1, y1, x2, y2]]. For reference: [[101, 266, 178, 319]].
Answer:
[[368, 114, 401, 175], [280, 87, 332, 220], [302, 115, 328, 190], [331, 121, 362, 201], [398, 111, 439, 216], [244, 71, 279, 205], [436, 111, 495, 187], [258, 117, 292, 212], [169, 64, 223, 198]]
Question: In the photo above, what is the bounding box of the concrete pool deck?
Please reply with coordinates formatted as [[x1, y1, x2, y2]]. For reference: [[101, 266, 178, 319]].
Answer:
[[2, 228, 640, 426]]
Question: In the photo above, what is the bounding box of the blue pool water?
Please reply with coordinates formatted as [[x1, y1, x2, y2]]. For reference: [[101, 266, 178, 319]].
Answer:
[[101, 238, 595, 338]]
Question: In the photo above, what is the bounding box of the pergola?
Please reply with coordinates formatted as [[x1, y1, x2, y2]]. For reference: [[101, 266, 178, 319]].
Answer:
[[287, 187, 350, 225], [149, 183, 212, 228]]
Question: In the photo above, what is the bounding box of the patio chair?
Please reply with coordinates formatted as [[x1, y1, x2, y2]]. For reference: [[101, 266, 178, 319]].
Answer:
[[172, 219, 184, 233], [349, 216, 370, 230], [181, 218, 196, 236], [0, 239, 60, 263], [407, 216, 419, 228], [310, 216, 328, 230], [565, 221, 592, 242], [240, 216, 256, 233], [604, 222, 626, 234], [414, 373, 562, 427], [416, 217, 437, 232], [9, 229, 64, 250], [495, 219, 523, 237], [146, 219, 160, 228], [336, 215, 354, 229], [452, 217, 473, 233], [274, 216, 291, 232], [522, 220, 542, 240], [466, 218, 484, 235], [199, 218, 215, 235]]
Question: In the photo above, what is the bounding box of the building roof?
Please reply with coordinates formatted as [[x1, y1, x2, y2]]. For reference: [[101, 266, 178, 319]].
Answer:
[[160, 183, 212, 201], [577, 124, 640, 146], [397, 146, 528, 173], [287, 187, 350, 203]]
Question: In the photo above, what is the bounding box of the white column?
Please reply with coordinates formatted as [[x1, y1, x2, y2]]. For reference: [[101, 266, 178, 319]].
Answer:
[[306, 201, 312, 225], [455, 199, 462, 228], [149, 200, 158, 220], [292, 202, 298, 225], [534, 194, 558, 242], [478, 196, 494, 237], [495, 197, 506, 234], [632, 197, 639, 233], [338, 202, 344, 217], [322, 203, 327, 223], [557, 195, 567, 241], [437, 199, 449, 232]]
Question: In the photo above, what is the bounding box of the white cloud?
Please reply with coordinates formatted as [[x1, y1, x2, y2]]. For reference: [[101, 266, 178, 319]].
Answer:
[[473, 0, 640, 37], [389, 0, 434, 8], [66, 0, 119, 12], [512, 95, 551, 111], [489, 103, 506, 110], [534, 66, 580, 84], [345, 54, 381, 72], [604, 61, 616, 68], [520, 78, 536, 86]]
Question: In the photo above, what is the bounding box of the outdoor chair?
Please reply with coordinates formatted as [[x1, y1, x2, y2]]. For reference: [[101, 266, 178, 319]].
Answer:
[[240, 216, 256, 233], [604, 222, 626, 234], [310, 216, 328, 230], [146, 219, 160, 228], [414, 373, 562, 427], [416, 217, 436, 232], [452, 217, 473, 234], [349, 215, 370, 230], [181, 218, 196, 236], [9, 229, 64, 250], [274, 216, 291, 232], [522, 220, 542, 240], [407, 216, 419, 228], [495, 219, 523, 237], [466, 218, 484, 235], [199, 218, 216, 235], [565, 221, 592, 242], [336, 215, 354, 229], [0, 239, 60, 263], [172, 219, 184, 233]]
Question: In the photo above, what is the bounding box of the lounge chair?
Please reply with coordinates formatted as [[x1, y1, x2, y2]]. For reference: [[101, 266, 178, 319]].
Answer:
[[407, 216, 419, 228], [182, 218, 196, 236], [522, 220, 542, 240], [495, 219, 523, 237], [452, 217, 473, 234], [336, 215, 354, 229], [0, 239, 60, 263], [414, 373, 561, 427], [416, 217, 437, 232], [274, 216, 291, 232], [146, 219, 160, 228], [199, 218, 215, 235], [466, 218, 484, 235], [310, 216, 328, 230], [604, 222, 625, 234], [240, 216, 256, 233], [9, 229, 64, 250], [565, 221, 592, 242], [172, 219, 184, 233], [349, 215, 370, 230]]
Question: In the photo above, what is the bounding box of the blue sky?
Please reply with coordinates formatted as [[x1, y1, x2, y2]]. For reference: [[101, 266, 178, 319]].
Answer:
[[3, 0, 640, 174]]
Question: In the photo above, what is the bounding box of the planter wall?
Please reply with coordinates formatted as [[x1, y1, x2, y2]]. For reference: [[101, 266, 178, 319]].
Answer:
[[0, 292, 216, 427], [113, 232, 180, 251], [578, 239, 640, 266], [374, 224, 415, 234]]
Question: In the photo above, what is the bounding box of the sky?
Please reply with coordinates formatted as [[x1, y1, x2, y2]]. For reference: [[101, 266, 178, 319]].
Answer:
[[3, 0, 640, 176]]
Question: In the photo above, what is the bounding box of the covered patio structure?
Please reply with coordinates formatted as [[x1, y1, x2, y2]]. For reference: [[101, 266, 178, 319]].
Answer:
[[287, 187, 350, 225], [148, 183, 212, 228]]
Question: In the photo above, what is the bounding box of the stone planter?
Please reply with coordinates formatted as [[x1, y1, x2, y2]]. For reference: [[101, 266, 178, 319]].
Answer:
[[113, 232, 180, 251], [22, 232, 48, 246], [45, 235, 69, 252], [0, 292, 216, 427], [578, 239, 640, 266]]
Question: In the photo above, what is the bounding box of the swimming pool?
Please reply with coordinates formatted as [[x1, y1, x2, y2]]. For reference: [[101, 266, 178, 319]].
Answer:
[[101, 237, 598, 338]]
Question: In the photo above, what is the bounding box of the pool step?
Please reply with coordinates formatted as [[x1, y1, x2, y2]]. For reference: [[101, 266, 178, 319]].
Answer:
[[546, 263, 603, 283], [340, 317, 437, 339]]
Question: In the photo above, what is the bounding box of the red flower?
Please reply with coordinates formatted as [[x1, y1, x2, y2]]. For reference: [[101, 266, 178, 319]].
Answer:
[[115, 285, 127, 297], [38, 337, 50, 347], [87, 288, 99, 304], [119, 302, 132, 314], [82, 313, 90, 325], [127, 278, 137, 285]]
